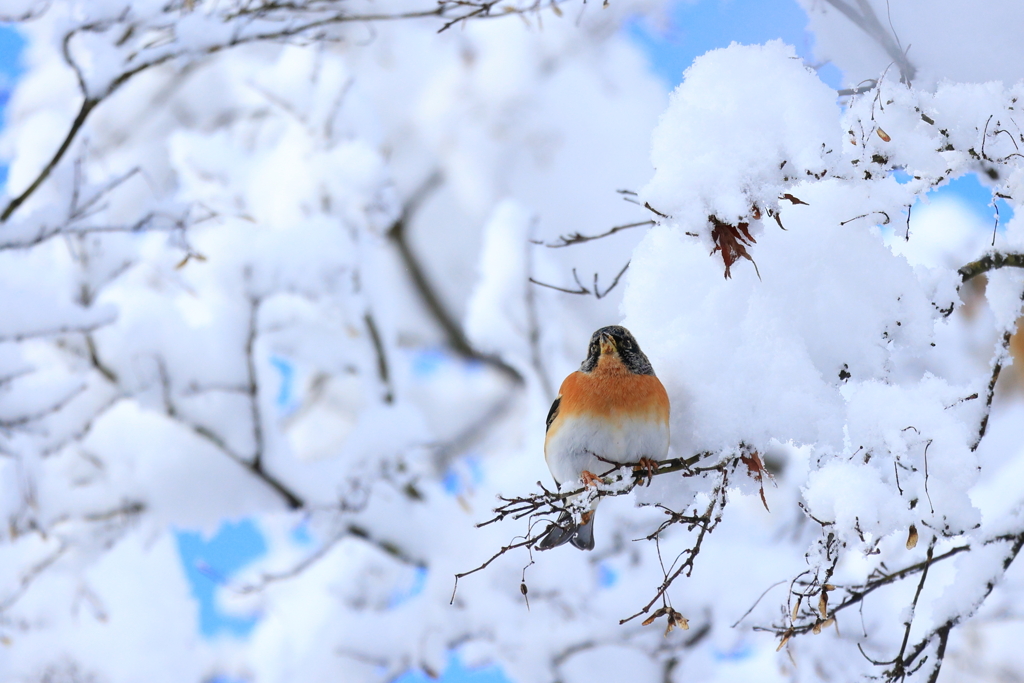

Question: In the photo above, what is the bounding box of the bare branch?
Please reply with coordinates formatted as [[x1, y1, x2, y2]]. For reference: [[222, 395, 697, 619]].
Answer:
[[957, 251, 1024, 283], [821, 0, 916, 84], [0, 542, 69, 614], [529, 262, 630, 300], [0, 317, 116, 343], [157, 349, 304, 510], [0, 383, 87, 431], [363, 312, 394, 404], [1, 97, 98, 223], [0, 1, 571, 223], [243, 292, 265, 471], [531, 220, 654, 248], [757, 543, 969, 641], [387, 172, 523, 384], [454, 448, 758, 628]]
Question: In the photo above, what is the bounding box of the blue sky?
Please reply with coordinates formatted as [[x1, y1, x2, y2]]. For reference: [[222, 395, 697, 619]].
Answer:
[[627, 0, 842, 89], [0, 3, 1010, 682], [0, 24, 24, 191]]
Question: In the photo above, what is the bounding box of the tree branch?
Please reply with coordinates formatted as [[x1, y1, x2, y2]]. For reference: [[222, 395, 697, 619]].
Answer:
[[821, 0, 916, 84], [454, 448, 756, 630], [386, 172, 523, 384], [0, 0, 573, 223], [531, 220, 654, 248], [529, 262, 630, 300], [957, 251, 1024, 284]]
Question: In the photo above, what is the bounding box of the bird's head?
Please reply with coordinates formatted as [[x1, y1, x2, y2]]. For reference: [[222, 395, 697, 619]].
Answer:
[[581, 325, 655, 375]]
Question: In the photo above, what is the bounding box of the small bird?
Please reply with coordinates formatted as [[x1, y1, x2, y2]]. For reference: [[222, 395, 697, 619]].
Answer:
[[537, 325, 670, 550]]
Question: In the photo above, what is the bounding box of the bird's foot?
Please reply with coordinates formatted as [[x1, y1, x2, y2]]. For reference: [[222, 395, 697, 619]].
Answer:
[[634, 457, 659, 486], [580, 470, 602, 487]]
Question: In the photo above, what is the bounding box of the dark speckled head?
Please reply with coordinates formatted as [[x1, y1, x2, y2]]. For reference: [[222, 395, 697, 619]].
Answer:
[[579, 325, 655, 375]]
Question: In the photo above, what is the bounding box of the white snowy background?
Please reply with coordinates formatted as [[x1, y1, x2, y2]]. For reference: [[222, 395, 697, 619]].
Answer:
[[1, 1, 1024, 682]]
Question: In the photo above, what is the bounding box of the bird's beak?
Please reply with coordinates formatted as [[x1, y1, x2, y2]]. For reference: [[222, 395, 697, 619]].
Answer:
[[599, 332, 617, 355]]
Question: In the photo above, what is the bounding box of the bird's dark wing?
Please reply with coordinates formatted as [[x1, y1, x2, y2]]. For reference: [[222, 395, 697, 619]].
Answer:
[[545, 396, 561, 433]]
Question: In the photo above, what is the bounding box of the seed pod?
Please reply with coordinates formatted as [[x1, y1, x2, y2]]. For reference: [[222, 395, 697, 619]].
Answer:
[[818, 592, 828, 618], [907, 525, 919, 550], [642, 607, 667, 627], [791, 597, 802, 620], [877, 128, 892, 142]]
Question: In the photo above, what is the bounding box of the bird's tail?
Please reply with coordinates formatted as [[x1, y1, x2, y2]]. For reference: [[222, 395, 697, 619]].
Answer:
[[536, 508, 597, 551]]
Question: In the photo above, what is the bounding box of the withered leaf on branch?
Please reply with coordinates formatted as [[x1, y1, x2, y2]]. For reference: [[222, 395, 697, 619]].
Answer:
[[710, 216, 759, 279], [740, 448, 771, 511]]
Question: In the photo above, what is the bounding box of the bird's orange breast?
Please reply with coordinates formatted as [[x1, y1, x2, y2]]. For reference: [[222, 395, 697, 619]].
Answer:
[[554, 364, 669, 425]]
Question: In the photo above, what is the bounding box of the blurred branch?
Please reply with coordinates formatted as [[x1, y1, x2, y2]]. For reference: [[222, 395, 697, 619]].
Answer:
[[85, 334, 118, 384], [236, 520, 425, 595], [364, 312, 394, 404], [0, 318, 116, 343], [0, 542, 69, 614], [525, 228, 555, 398], [386, 172, 523, 384], [821, 0, 916, 84], [1, 97, 98, 223], [0, 213, 189, 253], [243, 293, 266, 471], [837, 79, 878, 97], [0, 383, 86, 431], [39, 393, 122, 457], [431, 391, 517, 468], [156, 353, 304, 509], [0, 0, 574, 224]]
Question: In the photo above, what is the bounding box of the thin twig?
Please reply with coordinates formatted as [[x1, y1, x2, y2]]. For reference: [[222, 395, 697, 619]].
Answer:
[[531, 220, 654, 248]]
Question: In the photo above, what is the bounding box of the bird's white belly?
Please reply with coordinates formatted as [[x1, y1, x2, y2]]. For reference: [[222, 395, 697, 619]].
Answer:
[[546, 414, 669, 485]]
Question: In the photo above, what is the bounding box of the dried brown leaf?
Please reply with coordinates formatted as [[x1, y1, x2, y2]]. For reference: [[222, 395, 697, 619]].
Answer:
[[710, 216, 757, 279]]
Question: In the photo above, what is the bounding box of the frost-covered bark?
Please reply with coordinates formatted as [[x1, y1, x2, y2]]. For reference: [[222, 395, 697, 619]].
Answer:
[[3, 1, 1024, 683]]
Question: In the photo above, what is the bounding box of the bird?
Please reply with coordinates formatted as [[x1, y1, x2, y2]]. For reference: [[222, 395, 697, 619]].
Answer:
[[537, 325, 670, 551]]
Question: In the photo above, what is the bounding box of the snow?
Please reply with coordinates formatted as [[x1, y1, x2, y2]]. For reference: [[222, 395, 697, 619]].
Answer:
[[3, 1, 1024, 682], [644, 40, 841, 235]]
